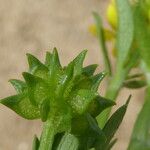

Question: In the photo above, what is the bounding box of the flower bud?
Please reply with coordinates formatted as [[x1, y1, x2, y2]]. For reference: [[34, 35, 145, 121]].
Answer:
[[106, 0, 118, 29]]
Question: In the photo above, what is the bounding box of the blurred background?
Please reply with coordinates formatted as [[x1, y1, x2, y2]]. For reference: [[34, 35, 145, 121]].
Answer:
[[0, 0, 145, 149]]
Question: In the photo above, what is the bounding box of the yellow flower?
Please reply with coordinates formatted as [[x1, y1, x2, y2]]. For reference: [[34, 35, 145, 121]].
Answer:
[[89, 25, 115, 41], [106, 0, 118, 29], [104, 28, 115, 41]]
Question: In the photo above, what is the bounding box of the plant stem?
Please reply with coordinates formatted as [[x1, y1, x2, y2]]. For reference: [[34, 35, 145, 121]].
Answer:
[[93, 12, 112, 76], [97, 68, 127, 128], [39, 116, 56, 150]]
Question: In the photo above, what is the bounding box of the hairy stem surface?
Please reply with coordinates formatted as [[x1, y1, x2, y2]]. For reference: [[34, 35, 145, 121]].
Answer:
[[39, 116, 56, 150]]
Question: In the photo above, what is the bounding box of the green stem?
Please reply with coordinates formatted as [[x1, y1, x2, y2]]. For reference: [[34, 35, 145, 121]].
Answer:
[[97, 74, 122, 128], [39, 117, 56, 150], [97, 49, 138, 128], [93, 12, 112, 76], [98, 66, 130, 128]]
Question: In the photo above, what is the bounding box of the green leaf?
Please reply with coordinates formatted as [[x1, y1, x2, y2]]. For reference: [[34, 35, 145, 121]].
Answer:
[[45, 48, 61, 69], [98, 0, 135, 128], [26, 53, 48, 78], [83, 64, 98, 76], [52, 133, 65, 150], [40, 98, 50, 122], [56, 61, 74, 97], [86, 114, 106, 148], [9, 79, 27, 93], [65, 61, 74, 80], [126, 73, 144, 80], [91, 72, 107, 91], [56, 133, 79, 150], [102, 96, 130, 145], [52, 48, 61, 68], [134, 4, 150, 70], [123, 50, 140, 72], [72, 76, 92, 90], [127, 5, 150, 150], [60, 62, 74, 86], [69, 89, 97, 115], [93, 12, 112, 76], [73, 50, 87, 76], [45, 51, 52, 67], [128, 87, 150, 150], [49, 48, 62, 75], [48, 48, 62, 86], [89, 96, 115, 117], [71, 115, 89, 136], [23, 72, 50, 105], [74, 71, 106, 92], [72, 114, 106, 150], [32, 135, 40, 150], [0, 94, 40, 120], [123, 80, 147, 89], [116, 0, 134, 67], [106, 139, 117, 150]]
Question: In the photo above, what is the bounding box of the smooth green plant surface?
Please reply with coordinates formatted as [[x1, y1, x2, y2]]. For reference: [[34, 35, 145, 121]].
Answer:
[[0, 49, 130, 150], [94, 0, 136, 128], [92, 0, 150, 149], [128, 2, 150, 149]]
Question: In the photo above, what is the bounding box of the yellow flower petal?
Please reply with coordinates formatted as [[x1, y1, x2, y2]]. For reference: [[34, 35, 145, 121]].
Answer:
[[104, 29, 115, 41], [106, 1, 118, 29]]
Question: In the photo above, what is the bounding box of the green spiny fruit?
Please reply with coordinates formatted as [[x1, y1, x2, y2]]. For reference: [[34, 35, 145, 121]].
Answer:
[[0, 48, 109, 123], [0, 48, 129, 150]]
